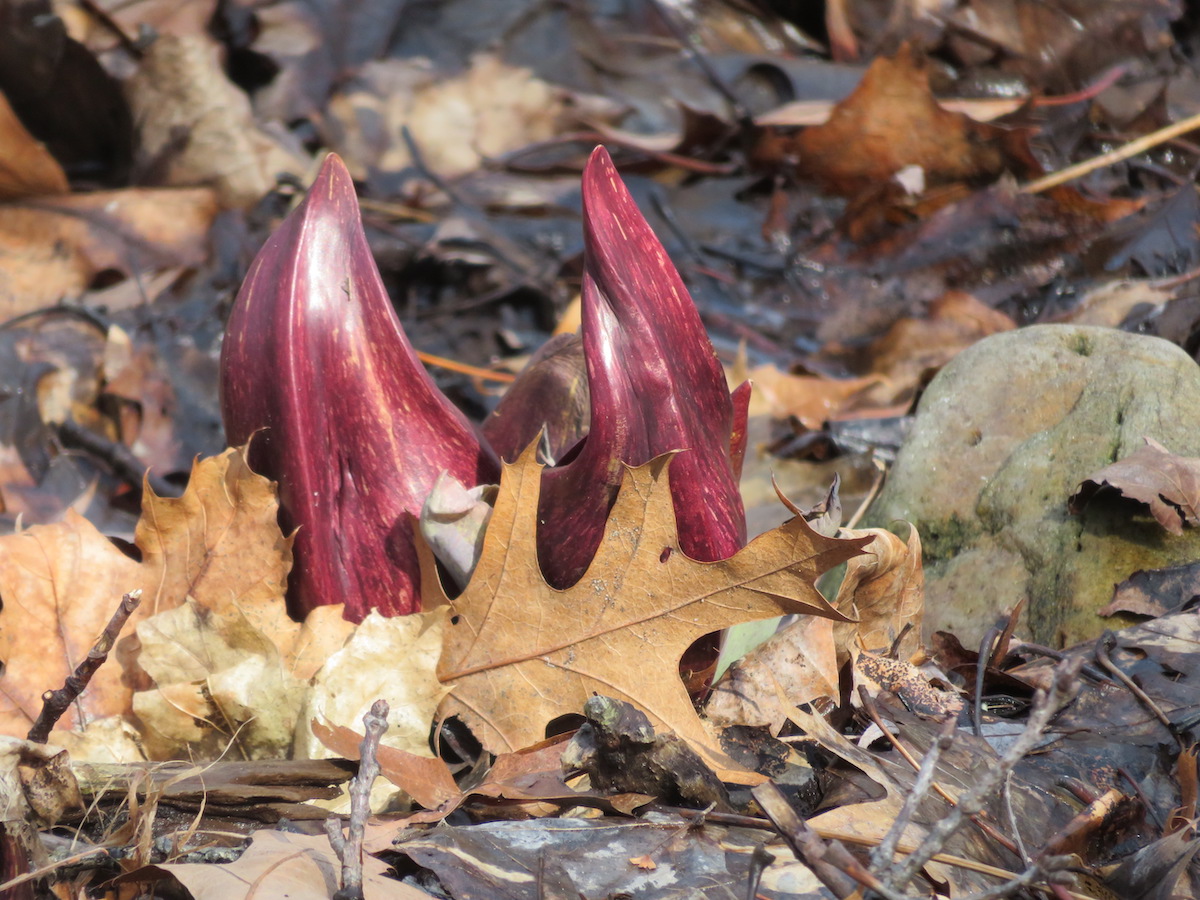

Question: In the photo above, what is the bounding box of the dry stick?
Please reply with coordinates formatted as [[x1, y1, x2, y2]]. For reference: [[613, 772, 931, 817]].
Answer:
[[27, 590, 142, 744], [869, 713, 958, 871], [878, 658, 1083, 895], [325, 699, 389, 900], [857, 690, 1019, 856], [672, 806, 1095, 898], [57, 419, 178, 499], [751, 782, 862, 900], [1021, 110, 1200, 194], [1001, 770, 1030, 865], [413, 349, 516, 384], [1094, 634, 1183, 750]]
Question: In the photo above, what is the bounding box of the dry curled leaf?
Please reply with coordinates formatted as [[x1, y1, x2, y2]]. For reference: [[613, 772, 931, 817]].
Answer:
[[0, 447, 345, 749], [295, 609, 449, 762], [1069, 437, 1200, 535], [706, 615, 839, 732], [834, 524, 924, 663], [431, 443, 867, 774]]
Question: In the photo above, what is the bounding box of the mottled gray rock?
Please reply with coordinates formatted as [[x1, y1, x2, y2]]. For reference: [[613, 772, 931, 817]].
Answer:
[[868, 325, 1200, 646]]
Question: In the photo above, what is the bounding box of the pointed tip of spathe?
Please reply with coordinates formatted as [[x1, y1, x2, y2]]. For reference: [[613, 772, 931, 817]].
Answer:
[[585, 144, 615, 171], [580, 145, 641, 254], [582, 145, 619, 197], [303, 152, 359, 215], [313, 151, 353, 185]]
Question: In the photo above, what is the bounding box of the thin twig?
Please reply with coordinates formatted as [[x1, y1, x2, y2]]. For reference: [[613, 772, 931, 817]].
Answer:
[[1094, 634, 1182, 749], [326, 699, 389, 900], [655, 804, 1094, 896], [878, 659, 1082, 893], [0, 847, 110, 894], [949, 856, 1076, 900], [56, 419, 179, 499], [843, 455, 887, 531], [1021, 110, 1200, 194], [857, 690, 1018, 855], [1001, 769, 1029, 865], [973, 627, 1000, 738], [870, 714, 957, 870], [751, 782, 862, 899], [414, 350, 515, 383], [27, 591, 142, 743]]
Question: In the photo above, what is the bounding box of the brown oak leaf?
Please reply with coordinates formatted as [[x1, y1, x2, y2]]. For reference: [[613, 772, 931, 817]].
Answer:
[[430, 443, 868, 771]]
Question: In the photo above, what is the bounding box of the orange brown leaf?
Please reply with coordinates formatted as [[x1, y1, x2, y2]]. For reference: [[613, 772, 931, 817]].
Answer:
[[796, 44, 1012, 197], [0, 447, 338, 746]]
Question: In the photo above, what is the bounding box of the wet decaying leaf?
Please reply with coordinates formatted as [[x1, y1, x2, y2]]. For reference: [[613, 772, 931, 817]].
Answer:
[[392, 813, 830, 900], [155, 829, 426, 900], [853, 653, 963, 718], [1103, 829, 1200, 900], [432, 443, 867, 772], [793, 44, 1021, 198], [1070, 437, 1200, 535], [1103, 561, 1200, 619], [562, 695, 731, 812]]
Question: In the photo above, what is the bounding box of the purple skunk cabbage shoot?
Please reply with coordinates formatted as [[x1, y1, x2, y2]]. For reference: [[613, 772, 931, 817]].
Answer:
[[220, 153, 499, 621], [482, 332, 589, 465], [534, 146, 751, 588]]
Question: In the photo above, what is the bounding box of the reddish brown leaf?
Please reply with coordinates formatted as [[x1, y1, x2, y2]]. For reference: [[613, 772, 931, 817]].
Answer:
[[796, 44, 1014, 197], [1069, 437, 1200, 535]]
